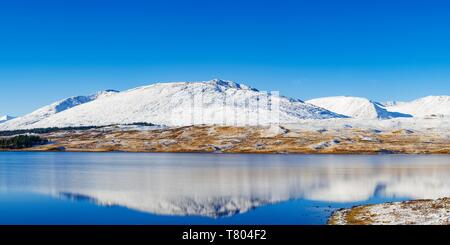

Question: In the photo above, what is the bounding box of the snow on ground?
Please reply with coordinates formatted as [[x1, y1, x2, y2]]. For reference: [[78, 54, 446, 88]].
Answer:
[[0, 90, 118, 129], [100, 124, 167, 131], [386, 96, 450, 117], [282, 117, 450, 134], [329, 198, 449, 225], [306, 96, 412, 119], [0, 115, 15, 123]]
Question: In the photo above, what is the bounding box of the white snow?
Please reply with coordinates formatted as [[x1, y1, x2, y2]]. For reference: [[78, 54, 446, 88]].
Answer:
[[282, 117, 450, 135], [0, 90, 119, 130], [331, 198, 449, 225], [0, 115, 15, 123], [382, 101, 406, 107], [386, 95, 450, 118], [3, 80, 450, 131], [306, 96, 412, 119], [0, 79, 343, 130]]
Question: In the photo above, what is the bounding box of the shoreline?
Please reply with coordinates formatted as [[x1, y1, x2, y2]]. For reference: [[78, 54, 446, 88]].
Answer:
[[328, 198, 449, 225], [3, 149, 450, 154]]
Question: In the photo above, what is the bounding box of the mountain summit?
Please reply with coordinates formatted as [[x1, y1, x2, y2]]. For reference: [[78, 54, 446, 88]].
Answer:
[[0, 79, 343, 130]]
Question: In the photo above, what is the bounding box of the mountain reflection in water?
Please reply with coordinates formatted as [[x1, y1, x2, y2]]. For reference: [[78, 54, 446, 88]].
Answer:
[[0, 152, 449, 218]]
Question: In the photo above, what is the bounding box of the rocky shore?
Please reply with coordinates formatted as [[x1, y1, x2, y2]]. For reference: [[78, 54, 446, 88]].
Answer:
[[328, 198, 449, 225]]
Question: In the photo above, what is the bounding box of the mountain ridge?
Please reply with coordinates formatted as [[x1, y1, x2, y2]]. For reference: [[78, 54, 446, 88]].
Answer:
[[0, 115, 15, 123], [0, 79, 344, 130], [0, 90, 119, 129], [386, 95, 450, 117], [3, 80, 450, 130], [306, 96, 412, 119]]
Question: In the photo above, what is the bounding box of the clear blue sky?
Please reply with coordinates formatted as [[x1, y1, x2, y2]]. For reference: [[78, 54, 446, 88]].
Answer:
[[1, 0, 450, 116]]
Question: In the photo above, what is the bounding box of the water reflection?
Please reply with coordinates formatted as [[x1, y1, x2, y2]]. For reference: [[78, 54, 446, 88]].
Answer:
[[0, 153, 449, 217]]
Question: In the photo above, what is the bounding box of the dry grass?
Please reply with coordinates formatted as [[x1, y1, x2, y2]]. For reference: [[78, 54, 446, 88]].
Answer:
[[11, 125, 450, 154], [342, 206, 374, 225]]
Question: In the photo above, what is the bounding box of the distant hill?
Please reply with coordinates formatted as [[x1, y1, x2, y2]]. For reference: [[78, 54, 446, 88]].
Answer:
[[307, 96, 412, 119], [386, 96, 450, 117], [0, 115, 15, 123]]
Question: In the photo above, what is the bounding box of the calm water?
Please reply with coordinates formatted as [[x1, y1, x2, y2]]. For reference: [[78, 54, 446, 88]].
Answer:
[[0, 152, 449, 224]]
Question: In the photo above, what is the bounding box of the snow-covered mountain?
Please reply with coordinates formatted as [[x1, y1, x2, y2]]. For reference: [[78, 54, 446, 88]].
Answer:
[[0, 90, 119, 130], [382, 101, 406, 107], [0, 115, 15, 123], [386, 96, 450, 118], [306, 96, 412, 119], [0, 79, 344, 130]]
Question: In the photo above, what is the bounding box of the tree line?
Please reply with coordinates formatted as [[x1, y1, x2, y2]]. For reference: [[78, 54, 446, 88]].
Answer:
[[0, 122, 156, 136], [0, 135, 49, 149]]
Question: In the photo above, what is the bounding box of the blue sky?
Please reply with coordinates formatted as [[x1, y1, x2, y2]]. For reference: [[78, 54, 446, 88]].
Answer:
[[1, 0, 450, 116]]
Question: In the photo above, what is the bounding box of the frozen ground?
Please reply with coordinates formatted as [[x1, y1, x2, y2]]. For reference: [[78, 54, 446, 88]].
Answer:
[[282, 117, 450, 134]]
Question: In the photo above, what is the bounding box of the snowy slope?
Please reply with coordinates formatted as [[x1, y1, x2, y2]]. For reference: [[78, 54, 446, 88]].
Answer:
[[386, 96, 450, 117], [0, 79, 344, 130], [0, 90, 119, 130], [0, 115, 15, 123], [382, 101, 406, 107], [306, 96, 412, 119]]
